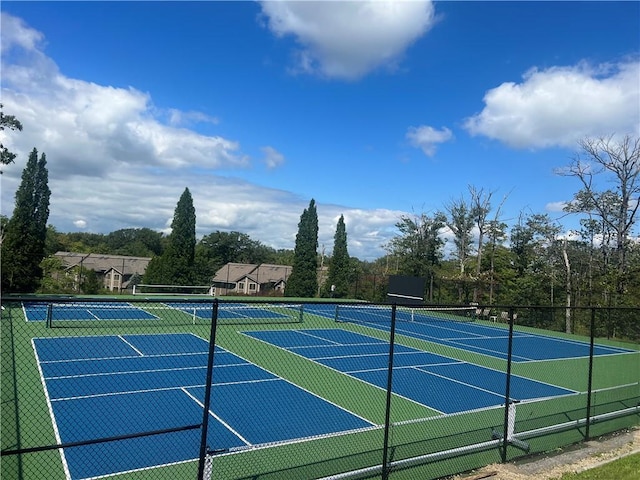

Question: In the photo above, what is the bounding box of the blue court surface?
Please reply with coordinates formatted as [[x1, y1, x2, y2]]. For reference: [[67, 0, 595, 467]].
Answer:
[[23, 301, 157, 322], [303, 304, 633, 362], [23, 301, 300, 324], [33, 333, 374, 479], [242, 328, 576, 415]]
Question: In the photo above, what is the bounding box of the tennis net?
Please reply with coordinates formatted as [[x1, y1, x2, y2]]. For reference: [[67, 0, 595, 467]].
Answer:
[[335, 304, 476, 325], [41, 301, 303, 328], [132, 284, 214, 296], [190, 302, 303, 325]]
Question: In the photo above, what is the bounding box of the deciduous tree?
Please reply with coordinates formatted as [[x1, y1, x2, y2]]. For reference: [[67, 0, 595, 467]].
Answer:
[[386, 212, 445, 301], [562, 134, 640, 297], [444, 196, 475, 302]]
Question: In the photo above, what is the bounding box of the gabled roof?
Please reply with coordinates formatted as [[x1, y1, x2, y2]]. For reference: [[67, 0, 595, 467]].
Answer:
[[212, 263, 293, 285], [212, 263, 259, 284], [54, 252, 151, 276]]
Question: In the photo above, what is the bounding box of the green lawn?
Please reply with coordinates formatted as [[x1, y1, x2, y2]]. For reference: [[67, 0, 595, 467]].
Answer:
[[555, 452, 640, 479]]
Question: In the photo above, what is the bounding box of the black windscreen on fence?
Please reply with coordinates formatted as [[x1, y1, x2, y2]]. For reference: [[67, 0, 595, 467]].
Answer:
[[2, 297, 638, 480]]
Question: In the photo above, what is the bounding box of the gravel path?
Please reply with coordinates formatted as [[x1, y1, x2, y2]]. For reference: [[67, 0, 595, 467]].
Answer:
[[452, 427, 639, 480]]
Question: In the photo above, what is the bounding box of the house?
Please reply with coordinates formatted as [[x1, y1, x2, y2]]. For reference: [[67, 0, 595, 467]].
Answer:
[[211, 263, 293, 296], [53, 252, 152, 292]]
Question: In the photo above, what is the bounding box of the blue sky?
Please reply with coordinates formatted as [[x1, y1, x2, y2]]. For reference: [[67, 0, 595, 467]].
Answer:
[[1, 1, 638, 260]]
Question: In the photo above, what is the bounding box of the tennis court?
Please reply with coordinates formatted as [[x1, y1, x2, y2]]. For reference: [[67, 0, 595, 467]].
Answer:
[[242, 328, 576, 415], [33, 333, 374, 479], [23, 301, 158, 322], [165, 302, 302, 322], [23, 301, 303, 326], [304, 304, 634, 362], [4, 299, 637, 480]]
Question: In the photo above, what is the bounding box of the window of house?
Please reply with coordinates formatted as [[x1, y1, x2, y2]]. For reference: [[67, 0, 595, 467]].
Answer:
[[249, 283, 256, 291], [237, 283, 245, 291]]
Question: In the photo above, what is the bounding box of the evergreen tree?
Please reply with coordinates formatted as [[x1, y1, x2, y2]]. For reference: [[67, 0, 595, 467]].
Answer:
[[324, 215, 350, 298], [144, 188, 196, 285], [2, 148, 51, 292], [167, 188, 196, 265], [80, 269, 102, 294], [285, 199, 318, 297], [143, 255, 167, 285]]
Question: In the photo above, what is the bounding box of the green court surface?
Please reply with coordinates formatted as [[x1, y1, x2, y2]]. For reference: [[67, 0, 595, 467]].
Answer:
[[2, 299, 638, 479]]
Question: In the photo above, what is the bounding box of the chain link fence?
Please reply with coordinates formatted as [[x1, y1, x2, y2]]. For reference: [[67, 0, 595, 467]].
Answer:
[[2, 297, 638, 480]]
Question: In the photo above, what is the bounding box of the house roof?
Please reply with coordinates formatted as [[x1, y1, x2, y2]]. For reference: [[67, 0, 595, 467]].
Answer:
[[54, 252, 151, 276], [212, 263, 292, 285]]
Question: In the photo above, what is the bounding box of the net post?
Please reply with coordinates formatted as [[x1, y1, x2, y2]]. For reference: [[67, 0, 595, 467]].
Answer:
[[298, 303, 304, 323], [197, 299, 219, 480], [585, 306, 596, 441], [500, 307, 516, 463], [46, 303, 53, 329]]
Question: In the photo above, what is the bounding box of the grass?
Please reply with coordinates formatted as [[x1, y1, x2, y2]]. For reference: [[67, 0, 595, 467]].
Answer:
[[554, 452, 640, 479]]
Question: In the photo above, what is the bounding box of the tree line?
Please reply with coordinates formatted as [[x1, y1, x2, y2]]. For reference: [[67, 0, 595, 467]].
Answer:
[[1, 104, 638, 311], [380, 138, 640, 313]]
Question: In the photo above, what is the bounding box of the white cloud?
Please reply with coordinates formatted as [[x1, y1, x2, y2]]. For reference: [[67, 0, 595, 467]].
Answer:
[[167, 109, 219, 127], [0, 12, 407, 260], [546, 201, 568, 213], [0, 12, 44, 53], [464, 60, 640, 149], [259, 0, 436, 80], [0, 13, 249, 179], [406, 125, 453, 156], [318, 207, 403, 257], [260, 146, 285, 169]]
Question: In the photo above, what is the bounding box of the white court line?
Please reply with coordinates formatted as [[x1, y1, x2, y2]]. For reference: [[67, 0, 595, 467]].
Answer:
[[296, 330, 345, 345], [45, 365, 209, 380], [240, 330, 444, 415], [409, 367, 506, 400], [118, 335, 145, 356], [181, 388, 252, 447], [229, 332, 379, 426], [44, 359, 254, 380], [39, 350, 219, 365], [360, 322, 536, 362], [30, 338, 73, 480], [344, 361, 464, 375], [49, 377, 282, 402], [290, 340, 388, 351]]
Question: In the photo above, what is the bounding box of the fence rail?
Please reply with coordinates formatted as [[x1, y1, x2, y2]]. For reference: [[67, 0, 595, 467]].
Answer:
[[2, 297, 638, 480]]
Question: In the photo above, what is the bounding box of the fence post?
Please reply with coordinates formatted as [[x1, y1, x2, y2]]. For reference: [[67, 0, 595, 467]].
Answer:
[[381, 304, 398, 480], [585, 307, 596, 441], [197, 299, 219, 480], [500, 307, 516, 463]]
